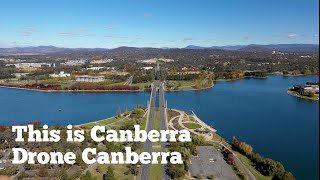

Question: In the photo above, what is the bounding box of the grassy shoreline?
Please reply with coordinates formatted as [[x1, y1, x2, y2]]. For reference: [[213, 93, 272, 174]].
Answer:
[[287, 90, 319, 101], [0, 83, 214, 92]]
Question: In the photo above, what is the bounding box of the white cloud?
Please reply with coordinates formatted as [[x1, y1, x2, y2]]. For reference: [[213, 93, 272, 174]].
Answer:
[[243, 36, 250, 40], [79, 27, 89, 31], [17, 27, 37, 36], [287, 33, 300, 38], [106, 24, 119, 30], [57, 32, 79, 37], [182, 38, 198, 41], [104, 35, 127, 39]]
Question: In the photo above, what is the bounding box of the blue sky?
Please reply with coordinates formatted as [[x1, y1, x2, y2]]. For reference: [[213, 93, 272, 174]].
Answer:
[[0, 0, 318, 48]]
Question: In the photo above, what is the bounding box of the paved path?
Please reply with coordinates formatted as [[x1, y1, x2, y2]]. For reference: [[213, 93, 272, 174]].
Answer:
[[159, 81, 171, 180], [124, 75, 134, 85], [211, 141, 257, 180], [140, 83, 157, 180]]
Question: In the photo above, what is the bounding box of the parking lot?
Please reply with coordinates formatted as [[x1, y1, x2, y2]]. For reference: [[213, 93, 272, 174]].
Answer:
[[189, 146, 237, 180]]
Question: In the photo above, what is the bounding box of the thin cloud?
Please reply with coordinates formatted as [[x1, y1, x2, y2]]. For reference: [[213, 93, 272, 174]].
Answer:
[[314, 33, 319, 38], [79, 34, 96, 37], [104, 35, 128, 39], [58, 32, 79, 37], [144, 13, 153, 20], [119, 41, 136, 44], [287, 33, 300, 38], [79, 27, 89, 31], [182, 38, 197, 42], [17, 27, 37, 36], [106, 24, 119, 30]]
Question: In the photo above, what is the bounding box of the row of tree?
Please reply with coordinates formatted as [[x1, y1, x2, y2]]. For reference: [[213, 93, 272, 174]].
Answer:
[[232, 137, 295, 180], [66, 84, 140, 90]]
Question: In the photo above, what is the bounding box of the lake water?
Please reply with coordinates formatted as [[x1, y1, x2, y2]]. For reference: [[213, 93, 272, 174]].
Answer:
[[0, 75, 318, 179]]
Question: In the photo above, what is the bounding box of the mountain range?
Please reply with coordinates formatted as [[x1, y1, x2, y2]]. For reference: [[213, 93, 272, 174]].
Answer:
[[185, 44, 319, 53], [0, 44, 318, 55]]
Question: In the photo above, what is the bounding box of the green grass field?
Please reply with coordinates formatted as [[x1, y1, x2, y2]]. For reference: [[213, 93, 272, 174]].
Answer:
[[154, 109, 161, 131], [79, 117, 120, 129], [182, 122, 202, 129], [150, 147, 162, 180]]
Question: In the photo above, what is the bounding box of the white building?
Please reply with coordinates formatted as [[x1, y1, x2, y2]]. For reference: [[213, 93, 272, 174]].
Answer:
[[49, 71, 71, 78], [142, 67, 154, 70], [86, 67, 105, 71], [76, 75, 105, 83]]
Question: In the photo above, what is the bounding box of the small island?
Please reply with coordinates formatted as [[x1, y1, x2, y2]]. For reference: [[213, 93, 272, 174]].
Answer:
[[288, 82, 319, 101]]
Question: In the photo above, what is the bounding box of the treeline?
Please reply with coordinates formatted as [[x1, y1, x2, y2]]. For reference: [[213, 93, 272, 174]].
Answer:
[[0, 68, 15, 79], [214, 70, 267, 80], [195, 74, 214, 89], [244, 71, 267, 77], [0, 83, 62, 90], [167, 74, 200, 81], [132, 70, 154, 83], [66, 84, 140, 91], [214, 70, 245, 80], [0, 83, 140, 91], [290, 86, 316, 98], [166, 135, 206, 179], [232, 137, 295, 180]]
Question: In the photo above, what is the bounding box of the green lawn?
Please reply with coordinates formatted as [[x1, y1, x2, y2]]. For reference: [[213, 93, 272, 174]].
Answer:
[[182, 122, 202, 129], [165, 80, 196, 91], [96, 117, 118, 125], [132, 82, 151, 90], [154, 109, 161, 131], [140, 115, 147, 130], [79, 117, 120, 129], [153, 109, 161, 146], [150, 147, 162, 180], [93, 164, 135, 180]]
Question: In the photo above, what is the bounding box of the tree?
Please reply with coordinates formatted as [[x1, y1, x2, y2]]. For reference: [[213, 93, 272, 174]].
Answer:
[[117, 106, 122, 117], [80, 171, 96, 180], [38, 166, 48, 177], [272, 170, 295, 180], [103, 166, 115, 180], [124, 105, 129, 115], [131, 108, 145, 119]]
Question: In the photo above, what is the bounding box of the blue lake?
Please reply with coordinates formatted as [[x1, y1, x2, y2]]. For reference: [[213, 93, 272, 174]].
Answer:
[[0, 75, 319, 179]]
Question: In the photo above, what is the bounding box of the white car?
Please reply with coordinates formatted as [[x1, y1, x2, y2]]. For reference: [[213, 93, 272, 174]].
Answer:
[[0, 167, 5, 170]]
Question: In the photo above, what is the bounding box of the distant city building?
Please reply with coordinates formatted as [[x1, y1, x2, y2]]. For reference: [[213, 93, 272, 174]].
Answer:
[[76, 75, 105, 82], [62, 60, 87, 66], [13, 63, 45, 70], [99, 70, 128, 76], [49, 71, 71, 78], [86, 67, 105, 71], [91, 59, 113, 64], [139, 58, 174, 64], [142, 67, 154, 70], [14, 73, 29, 78]]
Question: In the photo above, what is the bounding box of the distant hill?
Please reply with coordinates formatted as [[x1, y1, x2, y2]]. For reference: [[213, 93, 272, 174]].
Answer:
[[0, 44, 318, 55], [185, 44, 319, 53], [0, 46, 108, 55]]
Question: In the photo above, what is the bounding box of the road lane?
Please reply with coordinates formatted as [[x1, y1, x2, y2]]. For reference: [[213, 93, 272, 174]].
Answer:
[[159, 81, 171, 180], [140, 83, 157, 180]]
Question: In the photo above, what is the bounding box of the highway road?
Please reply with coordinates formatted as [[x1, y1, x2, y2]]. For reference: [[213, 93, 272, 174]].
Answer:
[[140, 82, 157, 180], [159, 81, 171, 180]]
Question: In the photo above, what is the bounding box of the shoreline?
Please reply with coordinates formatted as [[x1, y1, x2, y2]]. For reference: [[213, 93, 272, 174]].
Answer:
[[287, 90, 319, 101], [214, 76, 268, 82], [0, 84, 214, 93]]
